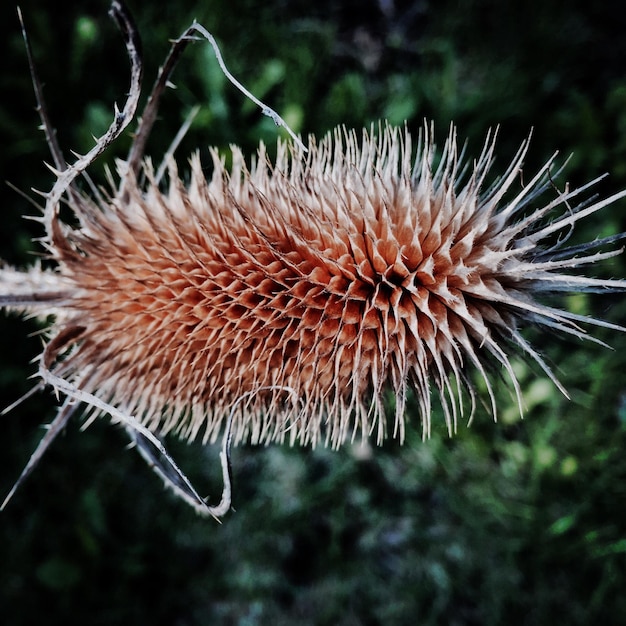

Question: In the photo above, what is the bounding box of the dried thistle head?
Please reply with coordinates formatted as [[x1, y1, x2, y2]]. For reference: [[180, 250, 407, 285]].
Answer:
[[2, 4, 626, 516], [31, 125, 626, 445]]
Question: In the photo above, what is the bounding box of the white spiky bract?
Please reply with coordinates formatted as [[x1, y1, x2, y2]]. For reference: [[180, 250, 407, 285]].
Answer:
[[2, 124, 626, 451]]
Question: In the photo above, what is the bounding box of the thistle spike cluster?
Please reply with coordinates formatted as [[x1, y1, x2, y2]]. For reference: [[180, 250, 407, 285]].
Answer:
[[3, 123, 626, 451]]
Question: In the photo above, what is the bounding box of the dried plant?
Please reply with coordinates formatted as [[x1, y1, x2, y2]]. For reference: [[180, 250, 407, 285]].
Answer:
[[2, 2, 625, 517]]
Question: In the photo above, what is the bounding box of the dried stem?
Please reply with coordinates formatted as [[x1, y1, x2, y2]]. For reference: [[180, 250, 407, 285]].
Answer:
[[17, 7, 66, 174]]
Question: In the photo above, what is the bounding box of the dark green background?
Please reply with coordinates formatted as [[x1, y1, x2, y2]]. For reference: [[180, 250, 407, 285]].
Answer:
[[1, 1, 625, 624]]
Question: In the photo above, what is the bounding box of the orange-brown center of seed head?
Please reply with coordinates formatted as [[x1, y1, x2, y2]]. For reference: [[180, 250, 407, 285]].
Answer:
[[51, 127, 531, 447]]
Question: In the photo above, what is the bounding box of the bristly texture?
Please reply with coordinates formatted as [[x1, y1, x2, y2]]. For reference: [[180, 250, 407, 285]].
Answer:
[[5, 6, 626, 517], [3, 123, 626, 451]]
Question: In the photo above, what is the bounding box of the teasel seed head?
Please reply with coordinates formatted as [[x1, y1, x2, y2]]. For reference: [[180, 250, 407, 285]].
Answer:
[[3, 7, 626, 516], [6, 123, 626, 452]]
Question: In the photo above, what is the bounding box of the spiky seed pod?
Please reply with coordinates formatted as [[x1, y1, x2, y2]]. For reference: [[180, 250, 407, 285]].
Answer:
[[4, 124, 626, 453]]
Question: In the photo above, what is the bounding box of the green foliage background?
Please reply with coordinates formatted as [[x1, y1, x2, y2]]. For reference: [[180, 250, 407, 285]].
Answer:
[[1, 1, 626, 624]]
